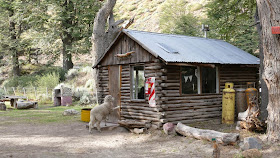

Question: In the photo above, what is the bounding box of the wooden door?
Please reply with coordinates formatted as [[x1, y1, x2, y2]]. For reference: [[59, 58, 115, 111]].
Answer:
[[108, 65, 121, 123]]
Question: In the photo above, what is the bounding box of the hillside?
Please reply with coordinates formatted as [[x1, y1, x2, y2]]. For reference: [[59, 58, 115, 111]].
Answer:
[[114, 0, 208, 32]]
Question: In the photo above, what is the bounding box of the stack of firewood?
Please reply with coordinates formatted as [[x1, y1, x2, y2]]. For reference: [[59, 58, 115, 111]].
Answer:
[[236, 96, 266, 132]]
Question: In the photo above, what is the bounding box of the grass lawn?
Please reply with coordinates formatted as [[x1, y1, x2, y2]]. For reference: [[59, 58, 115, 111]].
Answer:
[[0, 102, 93, 125]]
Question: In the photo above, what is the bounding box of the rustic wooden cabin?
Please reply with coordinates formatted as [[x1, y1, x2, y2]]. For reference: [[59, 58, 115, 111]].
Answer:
[[93, 29, 260, 129]]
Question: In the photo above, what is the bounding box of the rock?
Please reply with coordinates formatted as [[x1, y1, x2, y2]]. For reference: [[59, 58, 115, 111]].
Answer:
[[242, 149, 262, 158], [63, 109, 79, 116], [130, 128, 145, 134], [163, 123, 176, 135], [0, 102, 6, 111], [240, 137, 262, 150]]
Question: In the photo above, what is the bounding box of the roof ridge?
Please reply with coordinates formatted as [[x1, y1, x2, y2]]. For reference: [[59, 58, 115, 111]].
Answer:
[[123, 29, 223, 42]]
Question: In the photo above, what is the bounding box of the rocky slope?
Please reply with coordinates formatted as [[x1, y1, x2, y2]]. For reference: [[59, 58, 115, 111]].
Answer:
[[114, 0, 208, 32]]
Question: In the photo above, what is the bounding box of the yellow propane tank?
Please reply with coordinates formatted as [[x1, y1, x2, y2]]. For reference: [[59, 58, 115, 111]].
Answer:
[[222, 82, 235, 124], [245, 82, 258, 107]]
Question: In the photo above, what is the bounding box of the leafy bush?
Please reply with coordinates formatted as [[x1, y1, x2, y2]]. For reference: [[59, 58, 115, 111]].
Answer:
[[36, 72, 59, 89], [81, 66, 93, 74], [2, 75, 38, 88], [65, 68, 79, 80], [159, 0, 201, 37], [189, 3, 203, 12], [72, 87, 96, 105], [85, 79, 95, 90], [37, 66, 67, 82], [0, 88, 5, 98]]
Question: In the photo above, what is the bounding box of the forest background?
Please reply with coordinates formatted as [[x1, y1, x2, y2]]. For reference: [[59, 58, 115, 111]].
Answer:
[[0, 0, 259, 104]]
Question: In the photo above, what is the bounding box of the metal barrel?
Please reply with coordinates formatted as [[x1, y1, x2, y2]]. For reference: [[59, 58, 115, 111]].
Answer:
[[81, 108, 92, 122], [245, 82, 258, 107], [235, 88, 247, 114]]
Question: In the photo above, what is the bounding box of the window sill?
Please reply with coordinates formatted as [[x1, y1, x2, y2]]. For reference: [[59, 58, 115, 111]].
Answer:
[[181, 93, 221, 96], [130, 99, 146, 103]]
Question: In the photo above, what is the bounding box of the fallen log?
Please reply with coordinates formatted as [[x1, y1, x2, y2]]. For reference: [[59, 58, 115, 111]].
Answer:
[[17, 101, 38, 109], [175, 122, 239, 145]]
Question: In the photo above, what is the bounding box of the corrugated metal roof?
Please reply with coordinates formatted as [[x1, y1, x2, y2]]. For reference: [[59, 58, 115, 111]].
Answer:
[[123, 29, 260, 65]]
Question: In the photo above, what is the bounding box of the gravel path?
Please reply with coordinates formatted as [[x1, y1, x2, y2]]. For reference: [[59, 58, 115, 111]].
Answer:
[[0, 118, 278, 158]]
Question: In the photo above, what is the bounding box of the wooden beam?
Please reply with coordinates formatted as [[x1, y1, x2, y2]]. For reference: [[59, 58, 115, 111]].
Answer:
[[166, 62, 216, 68]]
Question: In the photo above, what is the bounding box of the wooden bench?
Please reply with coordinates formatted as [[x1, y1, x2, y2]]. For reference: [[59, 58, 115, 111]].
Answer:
[[0, 95, 27, 108]]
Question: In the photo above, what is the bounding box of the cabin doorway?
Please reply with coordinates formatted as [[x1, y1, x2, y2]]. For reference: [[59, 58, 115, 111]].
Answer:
[[108, 65, 121, 123]]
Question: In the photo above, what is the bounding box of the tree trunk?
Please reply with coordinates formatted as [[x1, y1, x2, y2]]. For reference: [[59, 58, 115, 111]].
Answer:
[[11, 50, 20, 77], [91, 0, 122, 65], [61, 0, 74, 71], [62, 42, 73, 71], [9, 9, 20, 77], [255, 5, 268, 122], [257, 0, 280, 142]]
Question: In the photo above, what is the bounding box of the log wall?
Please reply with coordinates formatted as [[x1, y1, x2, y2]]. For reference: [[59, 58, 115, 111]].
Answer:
[[120, 60, 165, 128], [97, 62, 259, 128], [160, 65, 222, 124], [219, 65, 259, 91], [96, 65, 109, 104], [97, 60, 165, 128]]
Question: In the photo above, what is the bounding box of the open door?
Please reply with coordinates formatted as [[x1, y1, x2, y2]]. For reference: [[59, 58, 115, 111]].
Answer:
[[108, 65, 121, 123]]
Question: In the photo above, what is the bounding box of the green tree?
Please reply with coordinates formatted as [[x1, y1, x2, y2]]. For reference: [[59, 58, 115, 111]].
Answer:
[[206, 0, 258, 54], [0, 0, 47, 76], [159, 0, 200, 37], [45, 0, 101, 70]]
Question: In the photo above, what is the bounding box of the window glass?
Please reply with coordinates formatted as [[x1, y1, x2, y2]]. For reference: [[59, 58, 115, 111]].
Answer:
[[181, 66, 198, 94], [202, 67, 216, 93], [132, 66, 145, 99]]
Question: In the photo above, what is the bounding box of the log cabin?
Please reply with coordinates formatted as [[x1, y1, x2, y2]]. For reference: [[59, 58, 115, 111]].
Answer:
[[93, 29, 260, 129]]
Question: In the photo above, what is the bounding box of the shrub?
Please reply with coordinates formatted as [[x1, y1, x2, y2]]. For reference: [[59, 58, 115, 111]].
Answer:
[[81, 66, 93, 74], [72, 87, 96, 105], [35, 66, 67, 81], [2, 75, 38, 88], [36, 72, 59, 89], [65, 68, 79, 80], [0, 88, 5, 98], [85, 79, 95, 90]]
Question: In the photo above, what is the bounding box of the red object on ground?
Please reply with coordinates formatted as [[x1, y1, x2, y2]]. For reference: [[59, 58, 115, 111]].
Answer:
[[272, 26, 280, 34]]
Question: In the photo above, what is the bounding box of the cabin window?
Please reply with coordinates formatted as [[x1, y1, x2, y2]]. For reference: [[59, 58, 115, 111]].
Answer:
[[181, 66, 219, 94], [201, 67, 216, 93], [131, 66, 145, 100], [181, 66, 198, 94]]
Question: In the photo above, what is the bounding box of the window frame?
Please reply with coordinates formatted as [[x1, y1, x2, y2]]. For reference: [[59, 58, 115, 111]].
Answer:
[[130, 65, 145, 101], [180, 66, 219, 95]]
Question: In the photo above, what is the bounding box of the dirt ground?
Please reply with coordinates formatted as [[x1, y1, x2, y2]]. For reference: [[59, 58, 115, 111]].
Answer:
[[0, 116, 279, 158]]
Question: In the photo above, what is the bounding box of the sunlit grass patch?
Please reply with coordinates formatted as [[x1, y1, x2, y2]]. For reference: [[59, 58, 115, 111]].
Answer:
[[0, 103, 92, 125]]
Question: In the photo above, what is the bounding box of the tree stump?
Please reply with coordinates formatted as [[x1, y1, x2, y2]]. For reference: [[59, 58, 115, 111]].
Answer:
[[0, 102, 6, 111], [237, 96, 266, 132]]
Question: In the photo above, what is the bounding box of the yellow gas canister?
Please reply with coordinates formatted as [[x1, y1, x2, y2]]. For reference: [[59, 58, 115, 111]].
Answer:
[[245, 82, 258, 107], [222, 82, 235, 124]]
